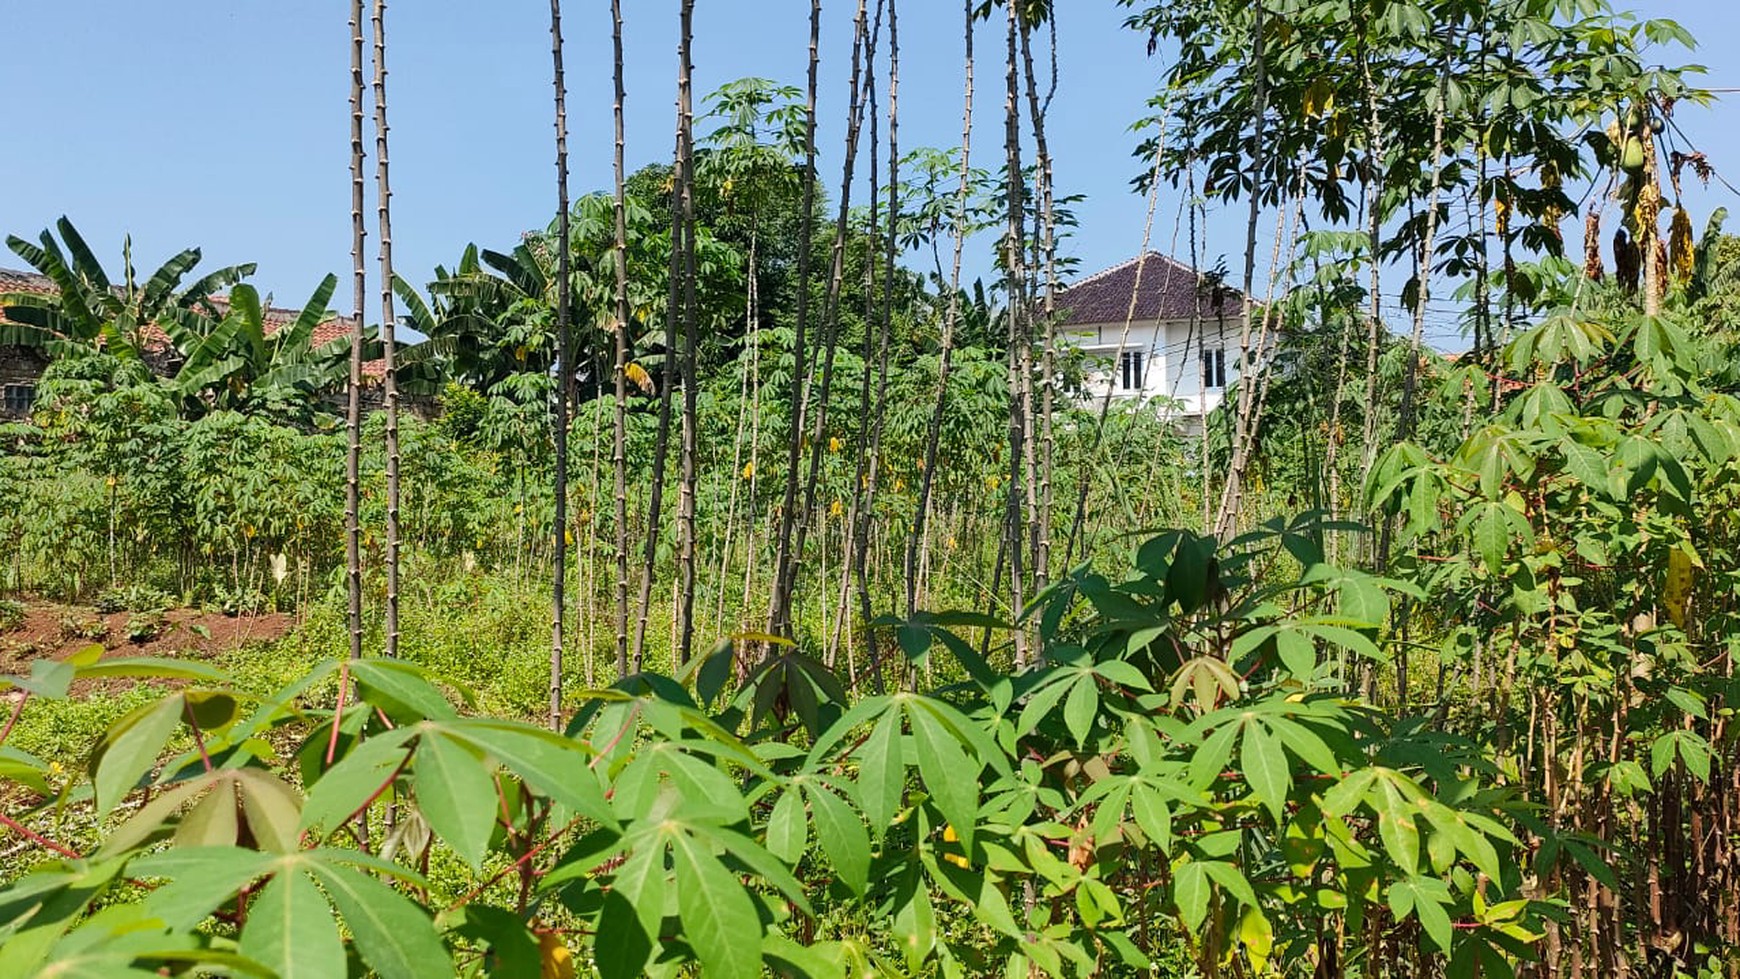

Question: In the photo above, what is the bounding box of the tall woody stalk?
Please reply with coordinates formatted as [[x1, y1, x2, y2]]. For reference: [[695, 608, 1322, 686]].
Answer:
[[675, 0, 700, 665], [370, 0, 401, 659], [1018, 6, 1057, 590], [1000, 1, 1029, 665], [630, 0, 694, 670], [345, 0, 366, 663], [1211, 0, 1267, 538], [609, 0, 631, 678], [782, 0, 871, 638], [766, 0, 823, 639], [905, 0, 975, 617], [547, 0, 572, 727]]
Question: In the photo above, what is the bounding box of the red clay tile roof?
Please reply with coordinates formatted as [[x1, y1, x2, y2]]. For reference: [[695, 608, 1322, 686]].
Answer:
[[1056, 252, 1244, 327], [0, 267, 385, 378]]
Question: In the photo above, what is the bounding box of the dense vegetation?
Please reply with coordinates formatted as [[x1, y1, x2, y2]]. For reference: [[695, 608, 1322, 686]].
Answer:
[[2, 0, 1737, 976]]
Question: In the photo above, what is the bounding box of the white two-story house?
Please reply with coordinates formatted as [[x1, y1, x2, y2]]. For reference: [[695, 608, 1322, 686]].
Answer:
[[1055, 252, 1248, 429]]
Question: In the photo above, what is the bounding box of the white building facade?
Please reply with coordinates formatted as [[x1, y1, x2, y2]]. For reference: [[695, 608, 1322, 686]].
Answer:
[[1055, 253, 1247, 428]]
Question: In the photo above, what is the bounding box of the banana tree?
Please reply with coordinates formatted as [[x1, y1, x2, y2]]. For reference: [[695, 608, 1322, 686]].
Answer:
[[1, 217, 255, 359], [168, 275, 369, 423]]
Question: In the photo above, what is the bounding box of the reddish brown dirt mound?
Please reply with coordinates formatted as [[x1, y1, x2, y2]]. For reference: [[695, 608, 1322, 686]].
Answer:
[[0, 603, 294, 679]]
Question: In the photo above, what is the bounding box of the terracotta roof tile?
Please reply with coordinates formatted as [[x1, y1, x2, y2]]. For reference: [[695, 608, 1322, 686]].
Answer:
[[1055, 252, 1243, 327]]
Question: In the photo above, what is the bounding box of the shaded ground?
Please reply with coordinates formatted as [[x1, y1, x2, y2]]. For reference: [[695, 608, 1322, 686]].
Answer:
[[0, 602, 294, 682]]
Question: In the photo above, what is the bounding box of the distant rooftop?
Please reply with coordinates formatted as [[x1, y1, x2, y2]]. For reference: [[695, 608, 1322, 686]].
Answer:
[[0, 266, 381, 376], [1056, 252, 1243, 326]]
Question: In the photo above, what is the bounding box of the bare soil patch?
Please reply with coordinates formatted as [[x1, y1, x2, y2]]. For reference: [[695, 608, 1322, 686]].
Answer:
[[0, 602, 294, 685]]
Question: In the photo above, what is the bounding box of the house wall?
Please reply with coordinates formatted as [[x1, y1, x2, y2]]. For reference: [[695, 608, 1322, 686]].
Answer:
[[1067, 315, 1239, 421], [0, 346, 48, 417]]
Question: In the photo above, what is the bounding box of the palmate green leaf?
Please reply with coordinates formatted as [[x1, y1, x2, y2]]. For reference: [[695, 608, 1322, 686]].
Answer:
[[1275, 628, 1318, 677], [1063, 675, 1099, 748], [1376, 774, 1421, 874], [299, 727, 415, 836], [890, 869, 936, 974], [239, 869, 345, 979], [855, 706, 904, 834], [97, 779, 212, 857], [350, 660, 461, 723], [611, 840, 670, 947], [1320, 767, 1376, 817], [1388, 877, 1453, 951], [2, 659, 73, 699], [1468, 503, 1511, 576], [309, 861, 453, 979], [89, 694, 184, 818], [75, 657, 232, 685], [766, 788, 808, 864], [0, 859, 128, 976], [1171, 861, 1210, 931], [1188, 721, 1239, 791], [173, 780, 238, 848], [234, 769, 302, 853], [1131, 782, 1173, 850], [1265, 715, 1341, 778], [415, 731, 497, 871], [907, 702, 979, 853], [1240, 720, 1291, 823], [1297, 621, 1385, 662], [1202, 861, 1258, 909], [444, 719, 611, 824], [804, 781, 870, 897], [0, 746, 50, 795], [444, 906, 540, 979], [1016, 673, 1073, 737], [669, 829, 762, 979], [133, 847, 274, 932]]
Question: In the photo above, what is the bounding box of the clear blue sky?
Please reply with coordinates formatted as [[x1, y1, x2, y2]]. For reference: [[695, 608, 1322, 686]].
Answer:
[[3, 1, 1737, 348]]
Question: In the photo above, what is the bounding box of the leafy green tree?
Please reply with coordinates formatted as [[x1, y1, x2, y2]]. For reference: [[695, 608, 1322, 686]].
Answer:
[[1, 217, 254, 359], [168, 275, 366, 424]]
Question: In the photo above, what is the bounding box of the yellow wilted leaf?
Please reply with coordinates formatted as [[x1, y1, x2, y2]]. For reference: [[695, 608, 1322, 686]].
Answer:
[[1238, 905, 1274, 973], [941, 824, 970, 868], [625, 361, 654, 394], [829, 499, 843, 517], [1303, 77, 1334, 119], [1670, 207, 1696, 285], [741, 460, 755, 479], [1664, 546, 1694, 630], [539, 931, 576, 979], [829, 436, 842, 453]]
